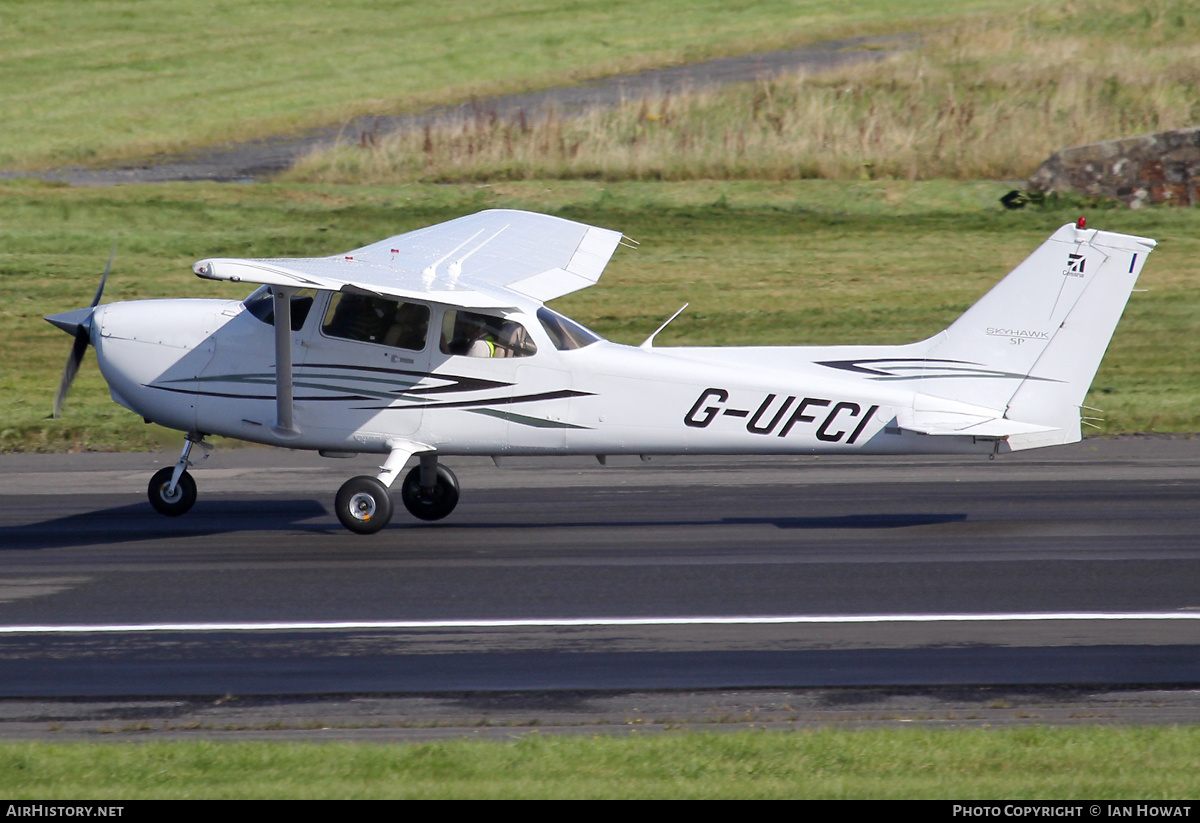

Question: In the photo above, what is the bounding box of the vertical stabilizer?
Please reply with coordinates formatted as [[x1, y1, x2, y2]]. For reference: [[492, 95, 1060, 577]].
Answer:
[[917, 223, 1155, 448]]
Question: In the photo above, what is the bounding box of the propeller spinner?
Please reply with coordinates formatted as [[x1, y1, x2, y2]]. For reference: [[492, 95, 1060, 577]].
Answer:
[[45, 240, 117, 418]]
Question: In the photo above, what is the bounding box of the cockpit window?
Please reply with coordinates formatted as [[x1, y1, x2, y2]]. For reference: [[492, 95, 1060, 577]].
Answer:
[[322, 293, 429, 351], [537, 306, 603, 350], [440, 310, 537, 358], [244, 286, 316, 331]]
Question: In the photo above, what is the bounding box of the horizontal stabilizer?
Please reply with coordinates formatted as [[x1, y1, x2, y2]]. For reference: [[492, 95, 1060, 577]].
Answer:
[[897, 409, 1060, 438], [896, 394, 1061, 439]]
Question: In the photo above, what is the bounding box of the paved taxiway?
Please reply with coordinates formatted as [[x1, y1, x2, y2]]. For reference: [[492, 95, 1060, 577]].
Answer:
[[0, 438, 1198, 727]]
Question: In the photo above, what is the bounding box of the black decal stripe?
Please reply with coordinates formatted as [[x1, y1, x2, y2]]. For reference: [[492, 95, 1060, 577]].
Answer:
[[146, 385, 376, 402], [153, 367, 517, 401], [301, 364, 512, 394], [817, 358, 977, 376], [467, 409, 590, 429], [154, 378, 412, 401], [869, 373, 1063, 384], [161, 376, 416, 400], [352, 389, 594, 411], [817, 358, 1064, 384]]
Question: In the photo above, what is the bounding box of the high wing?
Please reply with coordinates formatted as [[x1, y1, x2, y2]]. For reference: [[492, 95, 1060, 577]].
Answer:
[[193, 209, 624, 309]]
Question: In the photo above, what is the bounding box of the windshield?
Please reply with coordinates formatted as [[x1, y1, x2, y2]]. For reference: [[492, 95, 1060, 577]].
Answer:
[[243, 286, 316, 331], [537, 307, 604, 350]]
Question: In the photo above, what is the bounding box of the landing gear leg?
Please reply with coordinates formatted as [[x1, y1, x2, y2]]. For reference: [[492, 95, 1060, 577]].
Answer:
[[400, 453, 460, 522], [148, 433, 209, 517]]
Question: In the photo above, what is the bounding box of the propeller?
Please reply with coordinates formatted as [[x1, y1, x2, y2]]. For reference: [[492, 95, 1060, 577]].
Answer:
[[47, 240, 117, 418]]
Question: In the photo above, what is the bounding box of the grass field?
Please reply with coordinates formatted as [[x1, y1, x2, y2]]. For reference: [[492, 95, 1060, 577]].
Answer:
[[4, 1, 1197, 453], [292, 1, 1200, 184], [3, 727, 1200, 799], [5, 178, 1198, 452], [0, 0, 1028, 171]]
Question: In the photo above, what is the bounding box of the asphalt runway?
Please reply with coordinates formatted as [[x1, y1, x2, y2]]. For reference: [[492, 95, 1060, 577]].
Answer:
[[0, 437, 1198, 737]]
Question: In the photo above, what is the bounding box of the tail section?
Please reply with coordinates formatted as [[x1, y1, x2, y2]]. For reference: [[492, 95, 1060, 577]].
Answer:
[[917, 222, 1155, 449]]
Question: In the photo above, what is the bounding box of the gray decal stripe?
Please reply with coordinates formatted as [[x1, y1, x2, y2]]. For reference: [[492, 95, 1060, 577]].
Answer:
[[467, 408, 590, 429]]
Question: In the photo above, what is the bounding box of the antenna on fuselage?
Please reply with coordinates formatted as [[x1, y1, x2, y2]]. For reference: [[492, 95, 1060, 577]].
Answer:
[[639, 303, 689, 349]]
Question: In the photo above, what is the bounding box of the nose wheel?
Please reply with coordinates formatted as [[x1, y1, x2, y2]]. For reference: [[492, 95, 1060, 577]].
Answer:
[[147, 434, 208, 517], [148, 467, 197, 516]]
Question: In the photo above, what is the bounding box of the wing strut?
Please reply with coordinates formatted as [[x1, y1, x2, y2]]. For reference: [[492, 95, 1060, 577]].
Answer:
[[272, 288, 300, 438]]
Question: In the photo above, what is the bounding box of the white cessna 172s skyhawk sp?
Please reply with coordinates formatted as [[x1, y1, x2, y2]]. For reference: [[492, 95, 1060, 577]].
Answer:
[[46, 210, 1155, 534]]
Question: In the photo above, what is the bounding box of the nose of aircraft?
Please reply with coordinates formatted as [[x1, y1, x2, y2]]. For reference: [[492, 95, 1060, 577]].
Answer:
[[45, 306, 97, 338], [45, 304, 103, 418], [44, 241, 116, 418]]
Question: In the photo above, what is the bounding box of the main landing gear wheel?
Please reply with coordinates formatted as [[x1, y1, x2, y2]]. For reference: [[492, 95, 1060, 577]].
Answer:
[[335, 476, 394, 535], [400, 465, 460, 521], [148, 467, 197, 517]]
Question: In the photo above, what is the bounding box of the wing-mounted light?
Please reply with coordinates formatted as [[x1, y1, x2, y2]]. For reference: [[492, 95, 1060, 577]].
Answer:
[[195, 258, 324, 288]]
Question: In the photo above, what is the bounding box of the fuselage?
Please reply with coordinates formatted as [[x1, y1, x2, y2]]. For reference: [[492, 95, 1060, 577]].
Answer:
[[90, 288, 998, 459]]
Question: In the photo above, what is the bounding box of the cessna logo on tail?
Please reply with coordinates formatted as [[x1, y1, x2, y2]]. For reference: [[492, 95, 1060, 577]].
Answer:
[[685, 388, 878, 443], [1064, 253, 1086, 277]]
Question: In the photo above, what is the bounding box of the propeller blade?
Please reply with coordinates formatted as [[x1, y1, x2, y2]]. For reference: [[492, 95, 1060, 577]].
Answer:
[[50, 239, 116, 418], [91, 238, 117, 308], [53, 327, 91, 419]]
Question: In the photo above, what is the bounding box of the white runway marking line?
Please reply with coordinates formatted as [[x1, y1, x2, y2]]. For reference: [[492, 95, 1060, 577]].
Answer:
[[1, 612, 1199, 634]]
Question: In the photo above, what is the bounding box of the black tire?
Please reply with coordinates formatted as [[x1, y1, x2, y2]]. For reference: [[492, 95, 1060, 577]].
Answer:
[[148, 467, 197, 517], [335, 475, 394, 535], [400, 465, 460, 521]]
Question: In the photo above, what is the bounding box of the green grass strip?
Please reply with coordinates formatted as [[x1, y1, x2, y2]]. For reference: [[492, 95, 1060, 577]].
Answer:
[[5, 178, 1198, 452], [2, 727, 1199, 799]]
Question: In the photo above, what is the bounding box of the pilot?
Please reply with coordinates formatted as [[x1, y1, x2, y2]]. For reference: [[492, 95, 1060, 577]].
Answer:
[[446, 314, 501, 357], [466, 325, 500, 357], [444, 312, 533, 358]]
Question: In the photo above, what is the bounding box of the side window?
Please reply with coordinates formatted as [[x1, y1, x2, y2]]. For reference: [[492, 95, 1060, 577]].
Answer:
[[243, 287, 317, 332], [322, 293, 429, 351], [440, 310, 537, 358]]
